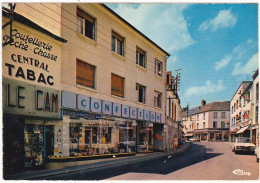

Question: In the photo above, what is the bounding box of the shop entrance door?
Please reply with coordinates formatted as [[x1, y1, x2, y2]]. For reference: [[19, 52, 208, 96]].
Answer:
[[45, 125, 54, 157]]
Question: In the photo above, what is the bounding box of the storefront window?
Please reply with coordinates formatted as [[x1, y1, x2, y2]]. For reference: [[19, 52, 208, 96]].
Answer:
[[24, 120, 44, 168], [68, 118, 136, 156], [137, 122, 153, 152]]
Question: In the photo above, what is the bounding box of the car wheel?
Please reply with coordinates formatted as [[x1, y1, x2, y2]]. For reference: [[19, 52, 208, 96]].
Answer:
[[257, 157, 259, 162], [232, 148, 234, 152], [234, 150, 238, 154]]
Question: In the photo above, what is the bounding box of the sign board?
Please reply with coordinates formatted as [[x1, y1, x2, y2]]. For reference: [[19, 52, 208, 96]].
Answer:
[[3, 77, 60, 118]]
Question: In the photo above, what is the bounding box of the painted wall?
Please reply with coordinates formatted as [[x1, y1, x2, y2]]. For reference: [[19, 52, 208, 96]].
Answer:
[[60, 4, 167, 115]]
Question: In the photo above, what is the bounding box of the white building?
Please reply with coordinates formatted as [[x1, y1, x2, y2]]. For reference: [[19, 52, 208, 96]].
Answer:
[[194, 101, 230, 141], [230, 81, 252, 141]]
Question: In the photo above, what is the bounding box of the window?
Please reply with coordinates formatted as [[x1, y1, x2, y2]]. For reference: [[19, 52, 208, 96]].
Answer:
[[197, 114, 199, 120], [213, 112, 218, 119], [256, 83, 259, 101], [136, 83, 146, 103], [155, 59, 162, 76], [197, 123, 199, 129], [256, 106, 258, 123], [203, 122, 205, 128], [154, 91, 162, 108], [221, 112, 226, 119], [77, 8, 95, 40], [111, 73, 124, 98], [112, 31, 124, 56], [190, 116, 192, 121], [246, 92, 250, 103], [136, 47, 146, 68], [213, 121, 217, 128], [221, 121, 225, 128], [203, 113, 205, 120], [232, 106, 233, 114], [76, 59, 95, 88]]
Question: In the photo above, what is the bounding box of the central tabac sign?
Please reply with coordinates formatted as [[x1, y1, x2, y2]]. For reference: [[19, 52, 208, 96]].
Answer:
[[2, 17, 62, 88]]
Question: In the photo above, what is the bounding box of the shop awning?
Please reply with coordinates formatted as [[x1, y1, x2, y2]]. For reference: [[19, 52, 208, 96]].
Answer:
[[236, 126, 250, 134], [184, 133, 193, 137]]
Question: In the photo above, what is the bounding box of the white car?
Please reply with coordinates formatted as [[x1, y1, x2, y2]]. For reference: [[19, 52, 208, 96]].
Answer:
[[255, 147, 259, 162], [232, 137, 255, 154], [189, 137, 200, 142]]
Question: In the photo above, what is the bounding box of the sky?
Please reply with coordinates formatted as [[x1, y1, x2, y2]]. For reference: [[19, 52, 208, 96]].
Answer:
[[106, 2, 259, 108]]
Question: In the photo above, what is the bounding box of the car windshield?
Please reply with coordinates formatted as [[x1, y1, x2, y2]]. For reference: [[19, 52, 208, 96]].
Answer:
[[236, 138, 251, 143]]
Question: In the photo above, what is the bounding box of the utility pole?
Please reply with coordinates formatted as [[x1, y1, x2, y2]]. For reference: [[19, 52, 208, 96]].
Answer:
[[2, 3, 16, 47], [175, 69, 182, 95]]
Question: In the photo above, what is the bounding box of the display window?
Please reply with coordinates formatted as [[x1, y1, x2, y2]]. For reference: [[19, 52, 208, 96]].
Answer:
[[153, 123, 164, 151], [24, 120, 44, 168], [137, 122, 153, 152], [68, 117, 136, 156]]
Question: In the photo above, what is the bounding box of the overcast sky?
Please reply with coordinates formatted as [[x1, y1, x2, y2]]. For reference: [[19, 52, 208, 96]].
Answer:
[[107, 3, 258, 108]]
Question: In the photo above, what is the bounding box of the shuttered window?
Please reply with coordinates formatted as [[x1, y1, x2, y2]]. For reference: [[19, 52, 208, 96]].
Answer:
[[76, 59, 95, 88], [111, 73, 124, 97], [136, 47, 146, 68]]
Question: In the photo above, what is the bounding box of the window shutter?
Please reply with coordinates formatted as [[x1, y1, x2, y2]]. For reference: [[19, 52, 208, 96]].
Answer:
[[111, 74, 124, 97], [76, 59, 95, 88], [77, 8, 95, 23]]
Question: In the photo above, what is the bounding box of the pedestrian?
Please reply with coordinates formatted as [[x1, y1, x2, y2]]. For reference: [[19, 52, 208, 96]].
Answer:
[[173, 135, 178, 152]]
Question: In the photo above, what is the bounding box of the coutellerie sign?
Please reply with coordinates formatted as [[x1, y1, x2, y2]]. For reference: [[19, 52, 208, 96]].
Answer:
[[2, 78, 61, 118], [2, 25, 61, 88]]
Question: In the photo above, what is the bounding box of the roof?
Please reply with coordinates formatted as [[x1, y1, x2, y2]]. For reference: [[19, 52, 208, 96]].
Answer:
[[241, 83, 253, 96], [196, 101, 230, 114], [230, 81, 252, 102], [181, 106, 201, 117], [101, 4, 170, 57]]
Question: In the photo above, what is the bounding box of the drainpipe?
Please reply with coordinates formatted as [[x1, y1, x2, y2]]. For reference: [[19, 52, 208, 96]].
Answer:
[[164, 55, 169, 151]]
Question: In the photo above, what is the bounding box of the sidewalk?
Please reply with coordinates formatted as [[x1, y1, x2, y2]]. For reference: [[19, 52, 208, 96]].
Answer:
[[5, 142, 190, 180]]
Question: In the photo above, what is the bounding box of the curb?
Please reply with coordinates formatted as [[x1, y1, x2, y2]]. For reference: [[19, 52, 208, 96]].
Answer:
[[6, 143, 190, 180]]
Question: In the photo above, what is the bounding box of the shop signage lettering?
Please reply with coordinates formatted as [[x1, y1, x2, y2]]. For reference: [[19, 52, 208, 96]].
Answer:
[[77, 95, 90, 111], [3, 29, 57, 61], [90, 98, 101, 113], [113, 103, 121, 117], [3, 78, 60, 118], [156, 113, 161, 122], [137, 109, 144, 120], [130, 107, 137, 119], [35, 90, 58, 112], [144, 110, 149, 121], [61, 91, 164, 123], [63, 110, 101, 119], [5, 63, 54, 86], [122, 105, 130, 118], [102, 101, 112, 115]]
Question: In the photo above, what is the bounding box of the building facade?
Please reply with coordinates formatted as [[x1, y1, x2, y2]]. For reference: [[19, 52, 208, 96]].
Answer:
[[230, 81, 252, 141], [2, 4, 67, 174], [181, 105, 202, 140], [229, 70, 259, 147], [2, 3, 170, 174], [59, 3, 170, 157], [165, 71, 182, 150], [194, 101, 230, 141]]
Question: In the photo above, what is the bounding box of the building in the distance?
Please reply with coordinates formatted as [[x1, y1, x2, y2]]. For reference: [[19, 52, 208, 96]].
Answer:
[[229, 70, 259, 146], [166, 71, 182, 150], [181, 104, 202, 141], [194, 101, 230, 141], [229, 81, 252, 141]]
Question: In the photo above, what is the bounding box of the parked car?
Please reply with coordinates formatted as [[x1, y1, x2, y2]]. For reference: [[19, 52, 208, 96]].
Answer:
[[231, 137, 255, 154], [255, 147, 259, 162]]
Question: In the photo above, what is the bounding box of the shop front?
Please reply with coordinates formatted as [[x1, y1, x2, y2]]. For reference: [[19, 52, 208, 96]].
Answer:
[[57, 91, 165, 159], [2, 78, 61, 174]]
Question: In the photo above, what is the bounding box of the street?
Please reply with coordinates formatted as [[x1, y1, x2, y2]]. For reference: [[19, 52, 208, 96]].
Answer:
[[33, 142, 259, 180]]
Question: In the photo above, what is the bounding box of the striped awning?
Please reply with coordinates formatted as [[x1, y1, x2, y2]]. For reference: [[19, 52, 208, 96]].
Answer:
[[236, 126, 250, 134]]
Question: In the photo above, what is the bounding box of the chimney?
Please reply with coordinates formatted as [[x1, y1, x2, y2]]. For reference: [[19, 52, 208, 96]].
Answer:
[[201, 100, 206, 107]]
